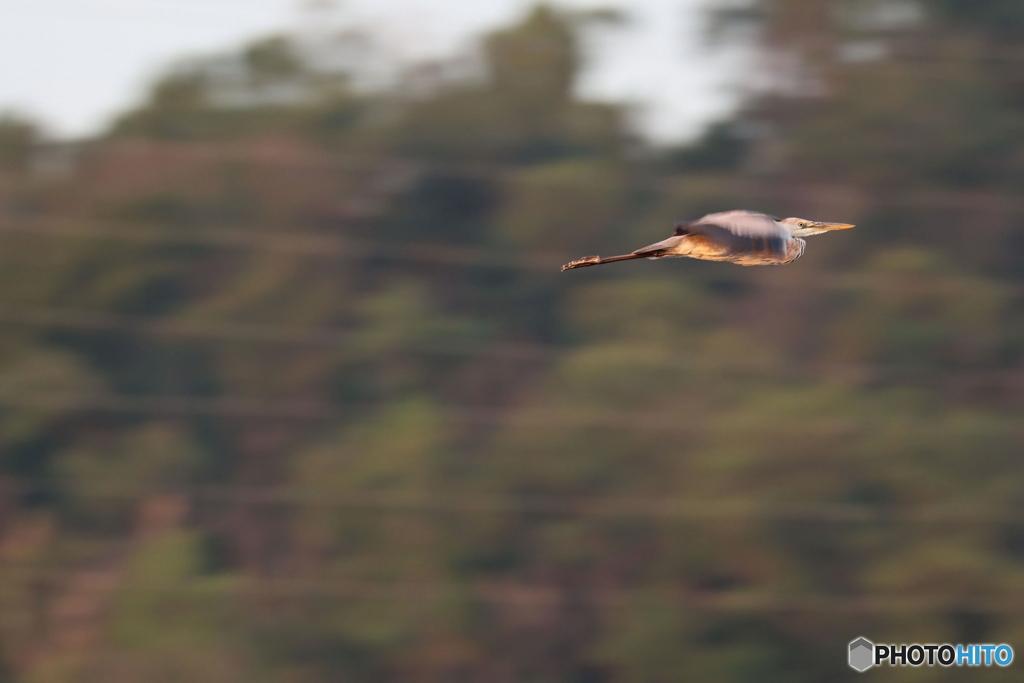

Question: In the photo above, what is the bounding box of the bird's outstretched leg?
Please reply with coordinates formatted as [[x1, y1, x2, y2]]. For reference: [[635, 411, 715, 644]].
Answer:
[[561, 253, 647, 271]]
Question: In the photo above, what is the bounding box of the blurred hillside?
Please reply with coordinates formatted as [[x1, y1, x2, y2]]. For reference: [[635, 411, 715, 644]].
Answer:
[[1, 2, 1023, 681]]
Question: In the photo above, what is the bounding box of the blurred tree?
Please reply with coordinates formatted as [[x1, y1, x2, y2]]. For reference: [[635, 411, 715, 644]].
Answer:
[[244, 36, 304, 83], [4, 2, 1024, 682], [113, 72, 214, 140], [933, 0, 1024, 40], [0, 114, 38, 174], [397, 5, 626, 162], [662, 122, 751, 173], [496, 160, 625, 250], [486, 5, 577, 111]]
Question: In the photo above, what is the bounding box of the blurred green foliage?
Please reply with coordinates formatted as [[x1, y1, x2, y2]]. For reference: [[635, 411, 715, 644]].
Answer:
[[0, 115, 38, 174], [2, 2, 1024, 682]]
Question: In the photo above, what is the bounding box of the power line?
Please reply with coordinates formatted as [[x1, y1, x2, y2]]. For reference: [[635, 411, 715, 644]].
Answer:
[[276, 583, 1024, 615], [0, 391, 1021, 439], [27, 138, 1024, 215], [0, 391, 338, 421], [0, 305, 554, 361], [195, 581, 1024, 615], [0, 391, 642, 427], [15, 568, 1024, 615], [14, 479, 1024, 524], [31, 0, 294, 28], [1, 305, 1022, 390], [0, 218, 563, 272], [2, 218, 1023, 298]]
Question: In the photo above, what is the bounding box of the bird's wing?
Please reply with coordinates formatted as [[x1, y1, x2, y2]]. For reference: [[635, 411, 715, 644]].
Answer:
[[690, 211, 787, 239], [680, 211, 789, 256], [631, 211, 791, 258]]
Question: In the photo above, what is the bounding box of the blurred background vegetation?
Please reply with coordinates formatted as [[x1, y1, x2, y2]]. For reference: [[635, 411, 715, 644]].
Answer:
[[1, 1, 1024, 681]]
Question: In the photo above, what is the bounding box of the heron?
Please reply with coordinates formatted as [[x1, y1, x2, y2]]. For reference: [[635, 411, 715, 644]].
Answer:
[[561, 210, 854, 270]]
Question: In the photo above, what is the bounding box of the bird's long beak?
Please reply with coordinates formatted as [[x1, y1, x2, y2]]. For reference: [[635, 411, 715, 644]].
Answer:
[[813, 222, 855, 231]]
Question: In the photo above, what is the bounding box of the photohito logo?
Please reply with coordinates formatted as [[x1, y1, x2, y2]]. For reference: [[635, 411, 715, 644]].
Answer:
[[848, 637, 1013, 672]]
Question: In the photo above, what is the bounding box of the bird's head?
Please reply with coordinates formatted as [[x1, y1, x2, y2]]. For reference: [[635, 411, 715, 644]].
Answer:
[[781, 217, 856, 237]]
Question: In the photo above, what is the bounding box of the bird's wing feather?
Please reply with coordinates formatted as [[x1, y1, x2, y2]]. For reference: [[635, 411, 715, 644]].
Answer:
[[692, 211, 787, 238], [632, 212, 791, 259], [682, 211, 789, 257]]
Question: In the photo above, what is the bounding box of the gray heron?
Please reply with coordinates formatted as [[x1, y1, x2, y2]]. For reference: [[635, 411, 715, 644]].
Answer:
[[561, 210, 854, 270]]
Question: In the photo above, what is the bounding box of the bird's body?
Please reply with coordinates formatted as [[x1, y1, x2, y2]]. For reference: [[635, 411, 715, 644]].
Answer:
[[561, 210, 854, 271]]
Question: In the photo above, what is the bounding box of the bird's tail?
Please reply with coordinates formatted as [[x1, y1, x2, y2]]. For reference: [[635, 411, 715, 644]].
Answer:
[[560, 253, 647, 271]]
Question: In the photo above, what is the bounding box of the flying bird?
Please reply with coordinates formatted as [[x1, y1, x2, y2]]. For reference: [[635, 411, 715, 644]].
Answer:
[[561, 210, 854, 270]]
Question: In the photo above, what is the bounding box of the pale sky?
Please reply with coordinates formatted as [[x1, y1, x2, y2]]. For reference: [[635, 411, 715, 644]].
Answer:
[[1, 0, 745, 143]]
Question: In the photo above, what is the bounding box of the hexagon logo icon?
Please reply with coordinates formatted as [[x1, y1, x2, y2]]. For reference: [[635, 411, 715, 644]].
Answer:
[[849, 637, 875, 672]]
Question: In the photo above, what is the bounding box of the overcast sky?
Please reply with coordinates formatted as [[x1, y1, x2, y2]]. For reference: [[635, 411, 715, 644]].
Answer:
[[1, 0, 745, 143]]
